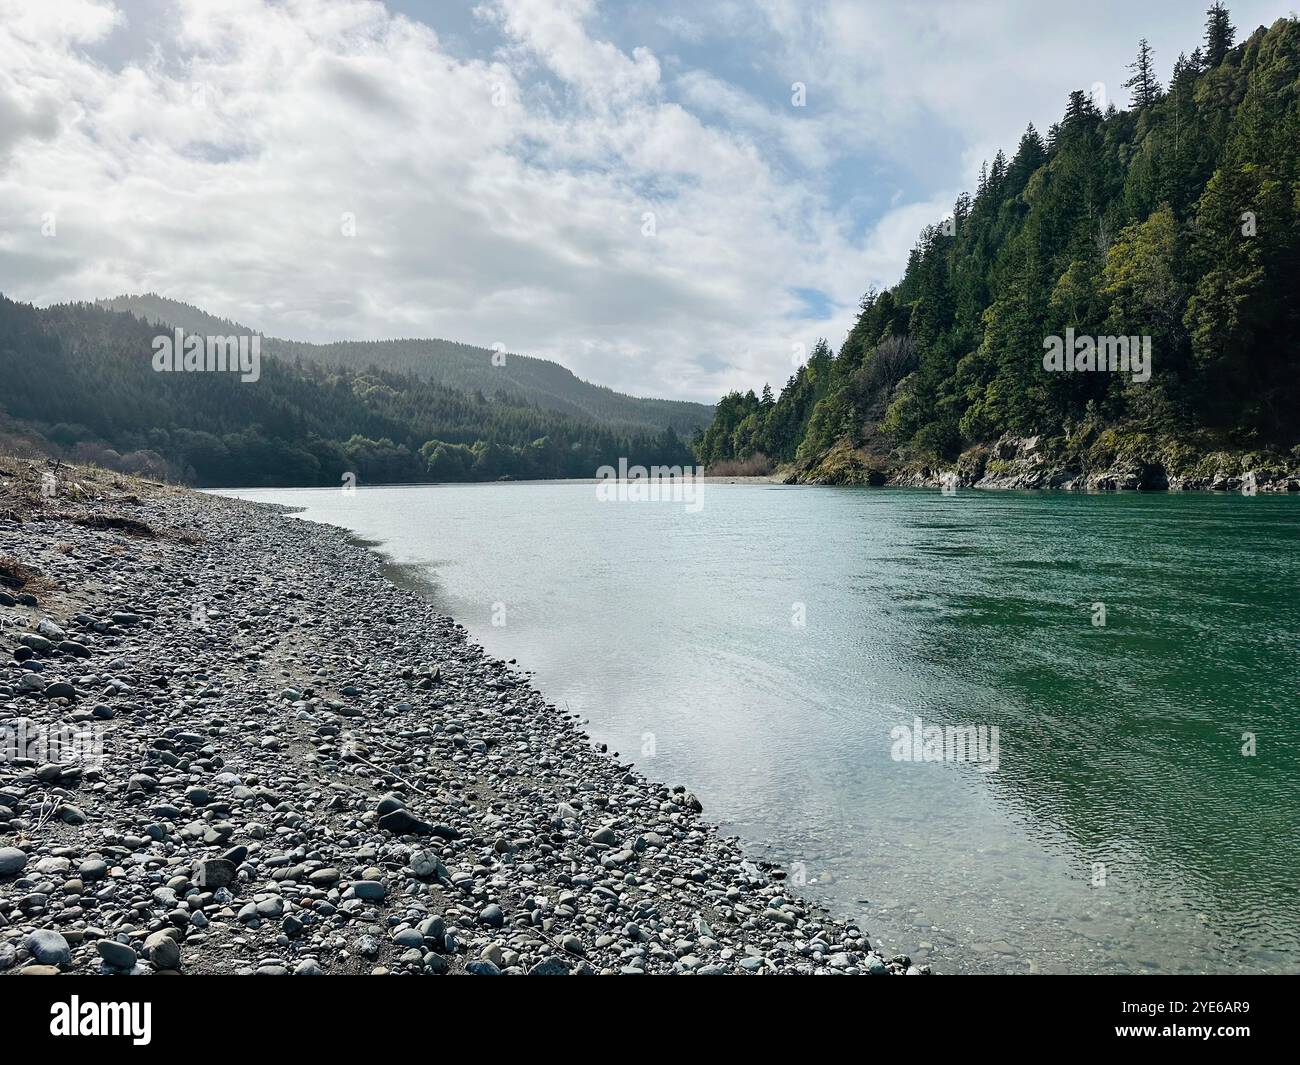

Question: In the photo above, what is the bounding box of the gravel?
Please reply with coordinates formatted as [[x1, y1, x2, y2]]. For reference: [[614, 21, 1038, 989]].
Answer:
[[0, 467, 917, 976]]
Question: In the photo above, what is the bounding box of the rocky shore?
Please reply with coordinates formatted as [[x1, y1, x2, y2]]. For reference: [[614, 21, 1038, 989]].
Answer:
[[0, 458, 910, 976], [789, 432, 1300, 492]]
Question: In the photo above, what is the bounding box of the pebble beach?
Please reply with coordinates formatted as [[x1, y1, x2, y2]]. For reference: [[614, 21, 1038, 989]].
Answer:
[[0, 459, 918, 976]]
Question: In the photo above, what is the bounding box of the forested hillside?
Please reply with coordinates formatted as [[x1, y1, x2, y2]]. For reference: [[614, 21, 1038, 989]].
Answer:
[[0, 297, 694, 486], [96, 294, 713, 436], [697, 6, 1300, 487]]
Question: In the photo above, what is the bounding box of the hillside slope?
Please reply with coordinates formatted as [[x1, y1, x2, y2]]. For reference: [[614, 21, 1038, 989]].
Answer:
[[0, 296, 694, 486], [95, 294, 713, 436], [697, 7, 1300, 490]]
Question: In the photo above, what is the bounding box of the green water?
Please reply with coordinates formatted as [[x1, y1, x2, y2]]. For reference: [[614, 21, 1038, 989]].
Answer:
[[225, 483, 1300, 973]]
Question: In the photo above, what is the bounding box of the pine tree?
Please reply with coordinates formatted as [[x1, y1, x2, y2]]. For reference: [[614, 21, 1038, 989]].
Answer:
[[953, 190, 972, 226], [1062, 90, 1102, 138], [1006, 125, 1047, 191], [990, 149, 1009, 187], [1166, 51, 1203, 203], [1205, 3, 1236, 66], [693, 12, 1300, 474], [1124, 38, 1161, 108]]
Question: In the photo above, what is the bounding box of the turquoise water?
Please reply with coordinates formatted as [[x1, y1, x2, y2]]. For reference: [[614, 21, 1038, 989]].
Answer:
[[222, 482, 1300, 974]]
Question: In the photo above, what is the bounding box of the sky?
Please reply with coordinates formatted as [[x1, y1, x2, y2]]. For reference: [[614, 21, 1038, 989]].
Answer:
[[0, 0, 1293, 402]]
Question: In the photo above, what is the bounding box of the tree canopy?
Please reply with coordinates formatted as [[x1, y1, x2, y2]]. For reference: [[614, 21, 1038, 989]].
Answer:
[[696, 7, 1300, 479], [0, 297, 695, 486]]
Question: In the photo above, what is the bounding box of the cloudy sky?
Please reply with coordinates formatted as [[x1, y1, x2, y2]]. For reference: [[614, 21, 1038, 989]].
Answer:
[[0, 0, 1291, 401]]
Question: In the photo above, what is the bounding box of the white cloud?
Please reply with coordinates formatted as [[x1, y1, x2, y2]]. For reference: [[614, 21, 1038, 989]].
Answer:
[[0, 0, 885, 401], [0, 0, 1289, 401], [2, 0, 122, 45], [756, 0, 1290, 189]]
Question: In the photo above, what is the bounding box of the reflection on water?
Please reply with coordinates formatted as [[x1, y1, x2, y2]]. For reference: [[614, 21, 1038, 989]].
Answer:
[[221, 482, 1300, 974]]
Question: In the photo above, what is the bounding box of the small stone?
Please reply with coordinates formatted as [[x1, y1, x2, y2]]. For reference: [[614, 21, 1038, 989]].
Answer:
[[407, 851, 439, 878], [145, 930, 180, 970], [376, 794, 405, 816], [24, 929, 70, 967], [1, 848, 31, 876], [256, 896, 285, 918], [58, 804, 86, 825], [78, 858, 108, 880], [308, 867, 340, 886], [393, 928, 423, 948], [377, 809, 431, 835], [97, 940, 138, 969], [194, 858, 237, 888]]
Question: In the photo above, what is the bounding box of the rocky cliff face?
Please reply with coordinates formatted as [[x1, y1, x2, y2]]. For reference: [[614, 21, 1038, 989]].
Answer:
[[792, 433, 1300, 492]]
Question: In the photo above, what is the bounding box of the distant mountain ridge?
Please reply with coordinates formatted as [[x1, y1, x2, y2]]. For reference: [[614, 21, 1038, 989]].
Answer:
[[0, 294, 697, 487], [94, 294, 713, 435]]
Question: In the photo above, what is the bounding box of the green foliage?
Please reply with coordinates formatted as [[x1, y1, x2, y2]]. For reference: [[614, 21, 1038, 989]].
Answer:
[[0, 297, 696, 486], [95, 294, 714, 437], [1205, 2, 1237, 67], [696, 6, 1300, 473], [1125, 38, 1163, 109]]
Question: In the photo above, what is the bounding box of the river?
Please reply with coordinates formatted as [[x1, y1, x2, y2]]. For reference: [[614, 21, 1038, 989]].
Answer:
[[220, 481, 1300, 974]]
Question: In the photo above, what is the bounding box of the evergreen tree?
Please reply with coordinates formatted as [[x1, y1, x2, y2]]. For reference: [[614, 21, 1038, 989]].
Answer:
[[1062, 90, 1102, 135], [0, 299, 698, 486], [1007, 125, 1047, 189], [1204, 3, 1236, 66], [1124, 38, 1161, 108], [693, 9, 1300, 478]]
